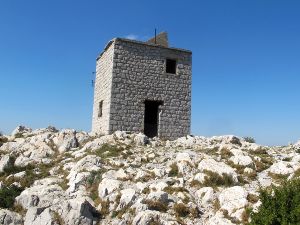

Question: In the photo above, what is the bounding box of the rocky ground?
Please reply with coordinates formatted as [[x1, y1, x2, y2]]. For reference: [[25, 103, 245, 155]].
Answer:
[[0, 126, 300, 225]]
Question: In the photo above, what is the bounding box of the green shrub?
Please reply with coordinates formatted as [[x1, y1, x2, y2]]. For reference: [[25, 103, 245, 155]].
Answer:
[[168, 163, 179, 177], [0, 134, 8, 147], [250, 179, 300, 225], [0, 185, 23, 208], [203, 170, 237, 187], [243, 137, 256, 143]]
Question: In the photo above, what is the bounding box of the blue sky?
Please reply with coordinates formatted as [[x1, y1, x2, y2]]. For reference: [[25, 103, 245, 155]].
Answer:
[[0, 0, 299, 146]]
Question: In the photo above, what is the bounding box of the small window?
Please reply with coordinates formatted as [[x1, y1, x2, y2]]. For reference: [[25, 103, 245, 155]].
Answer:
[[98, 101, 103, 117], [166, 59, 177, 74]]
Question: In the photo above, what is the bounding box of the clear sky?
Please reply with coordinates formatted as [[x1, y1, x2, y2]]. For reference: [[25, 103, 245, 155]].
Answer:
[[0, 0, 299, 146]]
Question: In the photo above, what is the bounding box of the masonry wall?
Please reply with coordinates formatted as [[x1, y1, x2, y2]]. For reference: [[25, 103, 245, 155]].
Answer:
[[92, 42, 115, 135], [109, 39, 192, 140]]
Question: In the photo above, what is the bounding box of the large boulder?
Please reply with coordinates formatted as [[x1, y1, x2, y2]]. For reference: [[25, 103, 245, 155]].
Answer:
[[14, 141, 55, 167], [16, 177, 66, 209], [60, 197, 100, 225], [268, 161, 295, 175], [0, 155, 11, 173], [98, 178, 120, 198], [24, 207, 56, 225], [53, 129, 78, 153], [116, 188, 136, 210], [198, 158, 238, 182], [218, 186, 248, 221]]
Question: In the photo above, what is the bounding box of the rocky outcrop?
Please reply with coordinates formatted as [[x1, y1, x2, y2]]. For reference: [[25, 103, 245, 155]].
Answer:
[[0, 126, 300, 224]]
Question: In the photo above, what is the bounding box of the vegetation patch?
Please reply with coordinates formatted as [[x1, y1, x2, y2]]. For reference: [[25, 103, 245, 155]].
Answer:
[[243, 137, 256, 143], [142, 199, 168, 212], [250, 179, 300, 225], [220, 148, 234, 159], [168, 163, 179, 177], [0, 185, 23, 209], [163, 186, 188, 194], [203, 170, 237, 188], [268, 172, 289, 184], [94, 144, 124, 159]]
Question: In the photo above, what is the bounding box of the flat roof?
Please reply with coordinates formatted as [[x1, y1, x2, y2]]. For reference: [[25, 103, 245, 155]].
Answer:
[[97, 37, 192, 60]]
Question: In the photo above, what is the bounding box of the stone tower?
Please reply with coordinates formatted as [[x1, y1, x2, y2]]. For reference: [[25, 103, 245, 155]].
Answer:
[[92, 32, 192, 140]]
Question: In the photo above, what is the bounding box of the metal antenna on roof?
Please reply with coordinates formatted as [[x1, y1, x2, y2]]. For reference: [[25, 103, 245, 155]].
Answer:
[[91, 72, 95, 88], [155, 28, 157, 44]]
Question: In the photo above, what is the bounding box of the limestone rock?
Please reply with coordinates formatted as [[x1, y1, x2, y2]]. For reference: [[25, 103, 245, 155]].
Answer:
[[117, 188, 136, 210], [12, 126, 32, 137], [218, 186, 248, 220], [0, 155, 11, 173], [53, 129, 78, 153], [0, 209, 23, 225], [146, 191, 168, 204], [23, 207, 56, 225], [198, 158, 238, 182], [269, 161, 294, 175], [133, 133, 149, 145], [196, 187, 214, 204], [98, 178, 120, 198]]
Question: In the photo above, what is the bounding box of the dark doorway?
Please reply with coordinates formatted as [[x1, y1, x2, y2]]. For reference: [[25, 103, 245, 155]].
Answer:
[[144, 100, 163, 138]]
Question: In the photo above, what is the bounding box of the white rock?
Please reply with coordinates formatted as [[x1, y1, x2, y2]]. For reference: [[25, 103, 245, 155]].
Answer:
[[16, 177, 66, 209], [67, 171, 90, 194], [193, 172, 207, 183], [207, 211, 235, 225], [82, 135, 115, 151], [218, 186, 248, 220], [53, 129, 78, 153], [98, 178, 120, 198], [176, 152, 192, 162], [0, 209, 23, 225], [244, 167, 254, 174], [61, 197, 99, 225], [149, 182, 168, 191], [24, 207, 55, 225], [102, 169, 128, 180], [133, 133, 149, 145], [198, 158, 238, 182], [117, 188, 136, 210], [269, 161, 294, 175], [195, 187, 214, 204], [229, 155, 253, 167], [14, 171, 26, 178], [132, 210, 160, 225], [12, 125, 32, 137], [73, 155, 102, 172], [13, 140, 54, 167], [0, 155, 11, 173], [147, 191, 168, 204]]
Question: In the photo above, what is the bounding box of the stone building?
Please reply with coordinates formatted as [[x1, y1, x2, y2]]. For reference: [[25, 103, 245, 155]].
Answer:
[[92, 32, 192, 140]]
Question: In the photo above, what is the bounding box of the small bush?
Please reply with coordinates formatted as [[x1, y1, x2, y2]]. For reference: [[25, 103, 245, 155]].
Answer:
[[0, 185, 23, 208], [250, 179, 300, 225], [203, 170, 236, 187], [220, 148, 233, 159], [174, 203, 190, 217], [143, 199, 168, 212], [168, 163, 179, 177], [243, 137, 256, 143], [0, 135, 8, 147]]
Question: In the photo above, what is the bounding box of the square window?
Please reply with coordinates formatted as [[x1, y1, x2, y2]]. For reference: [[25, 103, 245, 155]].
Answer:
[[98, 101, 103, 117], [166, 59, 176, 74]]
